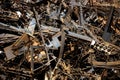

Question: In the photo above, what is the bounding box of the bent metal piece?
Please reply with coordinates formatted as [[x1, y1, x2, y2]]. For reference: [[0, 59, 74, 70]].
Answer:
[[4, 34, 30, 60]]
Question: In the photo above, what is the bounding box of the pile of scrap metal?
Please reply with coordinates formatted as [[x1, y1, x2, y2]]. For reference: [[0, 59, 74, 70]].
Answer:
[[0, 0, 120, 80]]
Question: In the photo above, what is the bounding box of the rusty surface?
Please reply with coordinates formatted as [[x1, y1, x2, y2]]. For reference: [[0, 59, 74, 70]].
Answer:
[[0, 0, 120, 80]]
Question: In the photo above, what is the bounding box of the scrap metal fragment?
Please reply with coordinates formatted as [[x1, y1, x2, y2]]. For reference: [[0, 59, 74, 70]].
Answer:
[[4, 45, 16, 60], [102, 6, 114, 42]]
